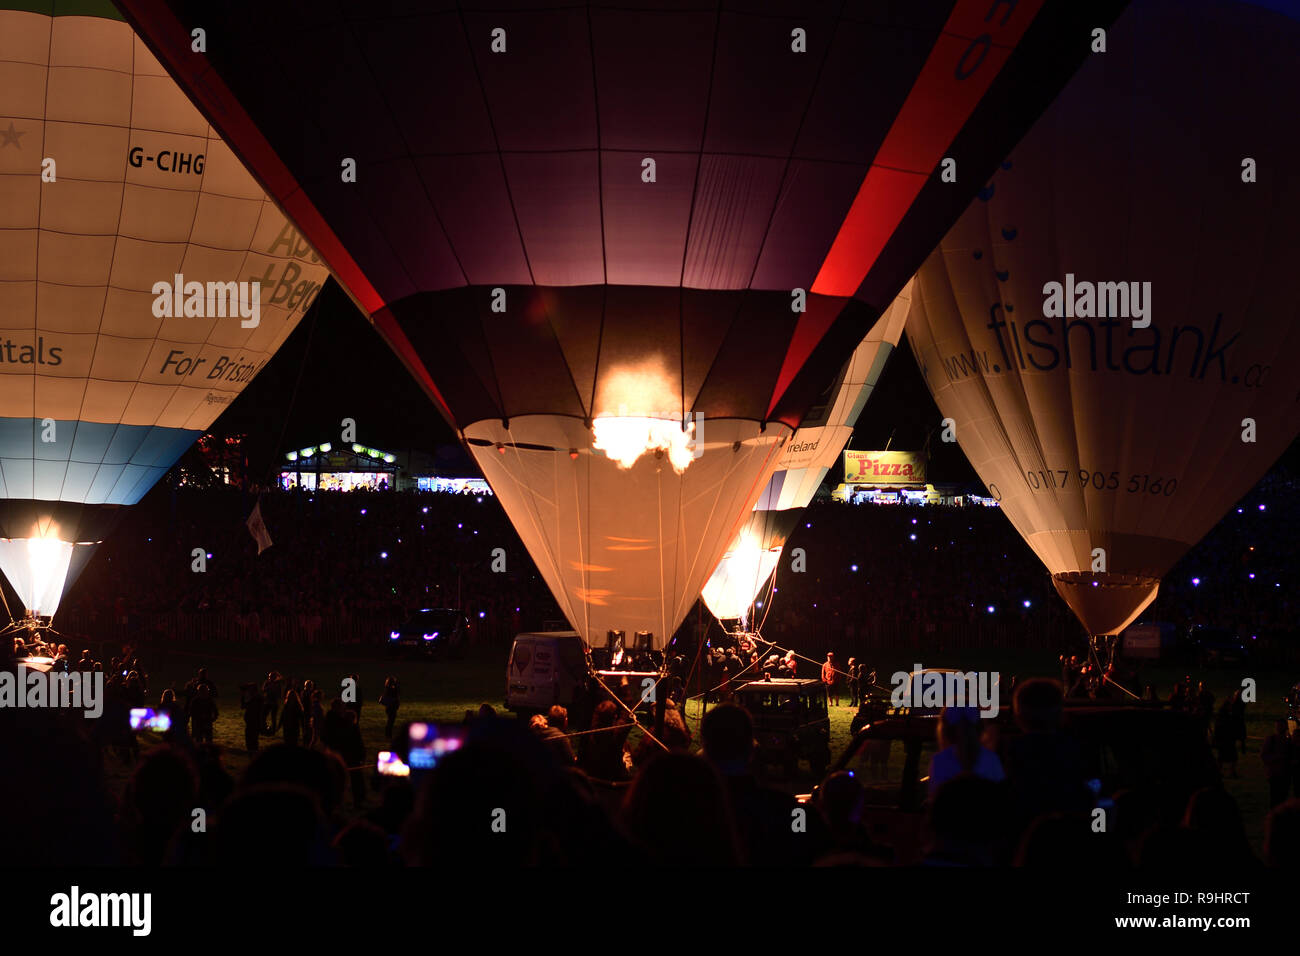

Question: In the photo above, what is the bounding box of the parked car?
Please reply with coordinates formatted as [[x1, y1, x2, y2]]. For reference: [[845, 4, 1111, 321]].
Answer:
[[387, 608, 469, 657], [731, 677, 832, 779], [814, 702, 1219, 864]]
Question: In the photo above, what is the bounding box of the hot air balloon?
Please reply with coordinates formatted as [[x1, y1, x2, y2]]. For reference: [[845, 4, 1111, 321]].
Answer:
[[906, 0, 1300, 682], [0, 1, 329, 624], [701, 281, 912, 631], [120, 0, 1122, 648]]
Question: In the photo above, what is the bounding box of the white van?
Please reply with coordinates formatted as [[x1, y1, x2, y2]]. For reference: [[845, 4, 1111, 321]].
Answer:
[[505, 631, 593, 714]]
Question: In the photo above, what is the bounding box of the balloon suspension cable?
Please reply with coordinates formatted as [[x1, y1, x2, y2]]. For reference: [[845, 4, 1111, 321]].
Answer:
[[1084, 634, 1137, 699], [588, 667, 670, 754]]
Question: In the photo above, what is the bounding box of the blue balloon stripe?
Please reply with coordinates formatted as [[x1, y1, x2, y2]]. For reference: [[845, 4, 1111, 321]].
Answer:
[[0, 419, 200, 505]]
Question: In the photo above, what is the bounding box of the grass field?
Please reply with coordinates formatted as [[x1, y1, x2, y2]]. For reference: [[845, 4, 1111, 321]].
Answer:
[[115, 639, 1294, 853]]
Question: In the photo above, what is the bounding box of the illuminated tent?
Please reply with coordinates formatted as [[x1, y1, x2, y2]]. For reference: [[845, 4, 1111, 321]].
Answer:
[[906, 0, 1300, 645], [701, 280, 911, 627], [0, 1, 329, 618], [121, 0, 1122, 646]]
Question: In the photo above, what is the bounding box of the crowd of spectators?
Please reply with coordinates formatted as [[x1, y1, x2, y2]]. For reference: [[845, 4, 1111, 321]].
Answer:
[[65, 485, 562, 645], [55, 466, 1299, 662], [4, 675, 1297, 869]]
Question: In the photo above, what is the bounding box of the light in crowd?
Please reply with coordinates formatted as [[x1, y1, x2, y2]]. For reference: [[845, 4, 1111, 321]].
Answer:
[[1192, 577, 1200, 586], [1022, 600, 1031, 608]]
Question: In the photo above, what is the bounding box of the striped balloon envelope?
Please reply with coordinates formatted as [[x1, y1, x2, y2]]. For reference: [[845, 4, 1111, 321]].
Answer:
[[907, 0, 1300, 646], [121, 0, 1124, 647], [701, 281, 911, 627], [0, 0, 329, 618]]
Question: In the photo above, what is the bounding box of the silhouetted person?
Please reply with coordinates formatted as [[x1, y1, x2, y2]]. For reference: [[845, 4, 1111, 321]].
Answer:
[[1014, 811, 1123, 868], [1213, 700, 1238, 777], [532, 705, 576, 766], [308, 690, 325, 750], [183, 667, 217, 714], [158, 687, 192, 752], [121, 746, 198, 865], [922, 775, 1003, 866], [379, 677, 401, 740], [214, 784, 335, 866], [243, 744, 347, 821], [262, 671, 283, 734], [1004, 678, 1090, 829], [700, 703, 827, 865], [821, 652, 839, 706], [1181, 786, 1257, 869], [927, 706, 1005, 798], [1229, 688, 1247, 753], [241, 683, 264, 752], [300, 680, 317, 746], [333, 819, 390, 866], [195, 743, 235, 813], [1262, 719, 1293, 807], [578, 700, 632, 780], [815, 771, 882, 861], [280, 688, 304, 747], [339, 710, 367, 808], [322, 698, 346, 752], [1194, 682, 1215, 739], [190, 684, 218, 745], [345, 673, 363, 720], [1264, 798, 1300, 868], [621, 752, 740, 866]]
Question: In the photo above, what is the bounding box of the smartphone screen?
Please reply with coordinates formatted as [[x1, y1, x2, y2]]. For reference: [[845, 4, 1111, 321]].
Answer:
[[129, 708, 172, 732], [376, 751, 410, 777], [406, 722, 464, 771]]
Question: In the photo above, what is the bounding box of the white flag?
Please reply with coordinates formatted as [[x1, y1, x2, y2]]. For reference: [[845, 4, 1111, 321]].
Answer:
[[247, 501, 273, 555]]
